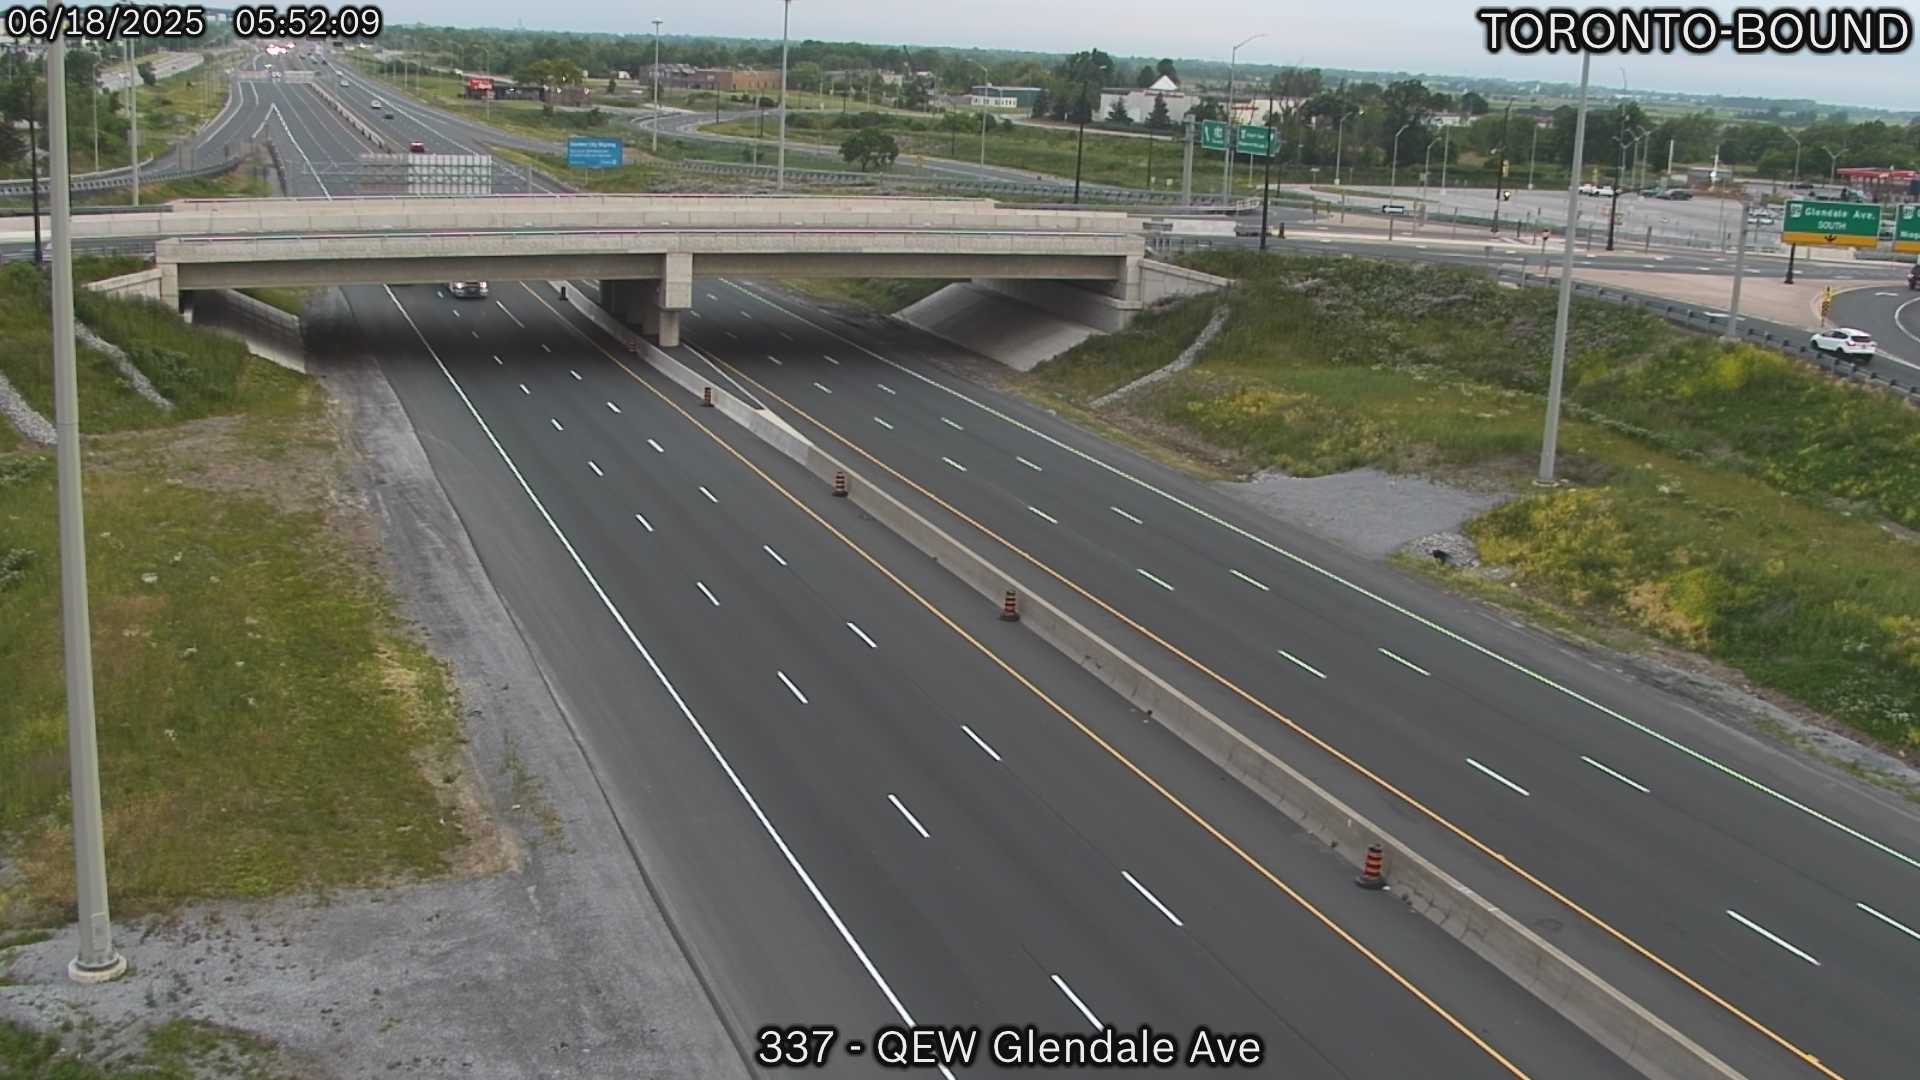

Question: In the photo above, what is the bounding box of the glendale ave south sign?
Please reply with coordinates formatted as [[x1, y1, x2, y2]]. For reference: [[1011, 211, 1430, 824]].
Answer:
[[1782, 199, 1882, 248], [1895, 204, 1920, 255]]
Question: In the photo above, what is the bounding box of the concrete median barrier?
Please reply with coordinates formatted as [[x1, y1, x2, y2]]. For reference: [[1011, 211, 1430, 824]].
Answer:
[[563, 283, 1741, 1080]]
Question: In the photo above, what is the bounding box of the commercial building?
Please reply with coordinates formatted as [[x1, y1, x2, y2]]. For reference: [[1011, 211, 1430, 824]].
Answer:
[[651, 65, 783, 93], [968, 84, 1046, 110], [1097, 76, 1193, 125]]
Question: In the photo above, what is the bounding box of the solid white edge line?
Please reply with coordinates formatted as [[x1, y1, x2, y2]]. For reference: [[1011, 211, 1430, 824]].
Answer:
[[887, 794, 931, 838], [1230, 568, 1270, 592], [1016, 456, 1043, 472], [699, 485, 718, 504], [1136, 568, 1174, 592], [960, 724, 1003, 762], [697, 581, 719, 607], [1277, 649, 1327, 679], [1726, 909, 1820, 966], [1857, 901, 1920, 944], [764, 544, 788, 567], [1581, 755, 1651, 794], [588, 460, 603, 477], [1050, 974, 1102, 1030], [1121, 870, 1185, 927], [847, 622, 878, 649], [873, 417, 894, 430], [704, 279, 1920, 874], [1028, 506, 1058, 525], [634, 512, 654, 533], [1110, 506, 1142, 524], [1466, 758, 1531, 797], [777, 670, 809, 705], [377, 284, 937, 1054], [1378, 647, 1431, 676]]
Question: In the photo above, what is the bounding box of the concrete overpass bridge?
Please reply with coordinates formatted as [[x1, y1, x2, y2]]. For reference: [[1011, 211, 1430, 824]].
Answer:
[[137, 194, 1147, 346]]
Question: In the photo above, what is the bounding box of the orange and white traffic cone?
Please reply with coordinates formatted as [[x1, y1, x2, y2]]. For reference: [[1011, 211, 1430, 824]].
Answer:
[[1355, 844, 1386, 890]]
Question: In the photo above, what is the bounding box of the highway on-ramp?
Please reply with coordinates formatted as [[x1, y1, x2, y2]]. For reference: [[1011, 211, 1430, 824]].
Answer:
[[637, 276, 1920, 1080]]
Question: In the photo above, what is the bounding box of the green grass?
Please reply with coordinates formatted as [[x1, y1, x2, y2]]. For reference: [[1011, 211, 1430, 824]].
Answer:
[[237, 287, 311, 317], [0, 268, 469, 928], [1025, 252, 1920, 749], [1, 1017, 289, 1079], [73, 255, 152, 284], [491, 147, 677, 193], [777, 278, 955, 313], [0, 264, 171, 433], [702, 112, 1201, 192]]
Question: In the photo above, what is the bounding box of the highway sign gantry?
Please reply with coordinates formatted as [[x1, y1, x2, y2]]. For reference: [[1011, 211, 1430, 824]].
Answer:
[[1895, 204, 1920, 255], [1781, 198, 1882, 248], [1197, 120, 1273, 157]]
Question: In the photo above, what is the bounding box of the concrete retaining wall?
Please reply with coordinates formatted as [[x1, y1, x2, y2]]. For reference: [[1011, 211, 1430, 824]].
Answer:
[[973, 278, 1139, 332], [1139, 258, 1233, 305], [564, 283, 1739, 1080], [83, 268, 163, 301], [187, 288, 307, 373]]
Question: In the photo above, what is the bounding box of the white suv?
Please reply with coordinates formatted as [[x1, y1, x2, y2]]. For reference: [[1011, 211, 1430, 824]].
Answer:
[[1810, 327, 1875, 362], [448, 281, 489, 299]]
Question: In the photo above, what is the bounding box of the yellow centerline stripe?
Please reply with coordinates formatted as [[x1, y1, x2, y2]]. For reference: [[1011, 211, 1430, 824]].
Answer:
[[520, 288, 1529, 1077], [716, 356, 1840, 1080]]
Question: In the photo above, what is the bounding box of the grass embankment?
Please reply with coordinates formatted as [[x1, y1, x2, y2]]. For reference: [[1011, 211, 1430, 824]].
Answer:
[[237, 287, 312, 316], [704, 112, 1201, 192], [1028, 251, 1920, 750], [0, 266, 471, 931], [777, 278, 953, 312], [491, 146, 679, 193], [0, 1016, 289, 1079]]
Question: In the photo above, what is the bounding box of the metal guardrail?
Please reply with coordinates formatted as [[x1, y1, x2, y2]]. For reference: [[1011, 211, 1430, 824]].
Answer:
[[0, 153, 247, 199]]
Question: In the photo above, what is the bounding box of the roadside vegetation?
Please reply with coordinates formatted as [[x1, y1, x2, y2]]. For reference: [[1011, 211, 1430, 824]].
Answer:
[[0, 267, 474, 933], [1026, 251, 1920, 750], [777, 277, 953, 312], [0, 1015, 291, 1079]]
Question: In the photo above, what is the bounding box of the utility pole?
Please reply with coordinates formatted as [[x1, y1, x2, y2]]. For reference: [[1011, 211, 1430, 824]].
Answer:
[[1725, 200, 1750, 341], [650, 19, 662, 154], [1258, 141, 1273, 251], [47, 19, 128, 988], [775, 0, 791, 191], [1538, 50, 1591, 488], [1072, 92, 1088, 204], [1491, 100, 1512, 233], [1181, 117, 1194, 205], [125, 37, 139, 206]]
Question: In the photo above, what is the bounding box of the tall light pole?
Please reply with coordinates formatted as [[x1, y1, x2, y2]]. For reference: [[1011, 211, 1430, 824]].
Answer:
[[125, 37, 139, 206], [478, 47, 490, 120], [1784, 130, 1801, 185], [47, 18, 129, 989], [775, 0, 792, 191], [1422, 136, 1438, 204], [651, 19, 663, 153], [1538, 50, 1592, 488], [1389, 122, 1410, 195], [1527, 118, 1540, 190], [1221, 32, 1265, 197], [1491, 100, 1513, 234], [1334, 106, 1360, 185], [972, 61, 990, 167], [1822, 144, 1845, 182]]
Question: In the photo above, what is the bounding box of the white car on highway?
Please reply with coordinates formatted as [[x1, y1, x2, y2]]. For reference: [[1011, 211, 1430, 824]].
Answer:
[[449, 281, 489, 299], [1810, 327, 1876, 362]]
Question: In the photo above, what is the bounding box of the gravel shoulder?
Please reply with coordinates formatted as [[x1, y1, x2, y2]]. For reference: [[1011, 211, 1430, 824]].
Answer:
[[0, 289, 747, 1079]]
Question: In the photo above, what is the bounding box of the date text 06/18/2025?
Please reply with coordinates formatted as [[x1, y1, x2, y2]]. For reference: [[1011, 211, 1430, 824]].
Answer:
[[757, 1024, 1266, 1069], [0, 4, 384, 41]]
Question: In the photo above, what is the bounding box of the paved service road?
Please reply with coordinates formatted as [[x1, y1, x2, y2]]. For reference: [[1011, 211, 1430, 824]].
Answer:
[[639, 276, 1920, 1080], [332, 278, 1630, 1079]]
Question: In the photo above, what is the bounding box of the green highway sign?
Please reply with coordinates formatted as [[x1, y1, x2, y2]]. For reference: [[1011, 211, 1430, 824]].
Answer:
[[1197, 120, 1273, 157], [1895, 204, 1920, 254], [1781, 199, 1883, 248]]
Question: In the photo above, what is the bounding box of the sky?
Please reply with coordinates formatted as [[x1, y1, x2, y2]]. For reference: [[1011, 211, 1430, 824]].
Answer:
[[384, 1, 1920, 113]]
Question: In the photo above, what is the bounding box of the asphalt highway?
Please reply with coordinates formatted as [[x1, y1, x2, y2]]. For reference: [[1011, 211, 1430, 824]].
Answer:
[[331, 275, 1636, 1078], [646, 276, 1920, 1080], [280, 62, 1634, 1077], [1832, 282, 1920, 370]]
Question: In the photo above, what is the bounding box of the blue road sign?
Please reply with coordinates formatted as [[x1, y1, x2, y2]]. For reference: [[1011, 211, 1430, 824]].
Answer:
[[566, 137, 624, 169]]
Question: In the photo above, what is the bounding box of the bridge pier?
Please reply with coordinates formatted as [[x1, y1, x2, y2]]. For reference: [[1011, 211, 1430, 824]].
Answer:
[[597, 257, 689, 348]]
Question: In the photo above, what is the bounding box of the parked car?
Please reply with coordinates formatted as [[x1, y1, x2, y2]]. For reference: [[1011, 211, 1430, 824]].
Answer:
[[1578, 183, 1599, 195], [1810, 327, 1876, 361], [1594, 185, 1616, 198], [449, 282, 489, 299], [408, 140, 427, 153], [1656, 189, 1693, 200]]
